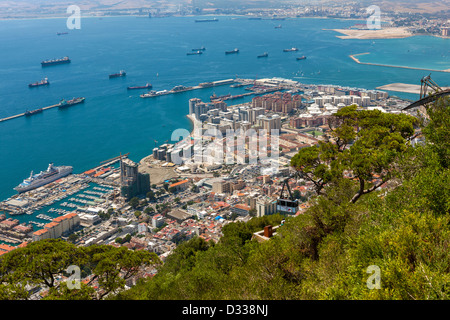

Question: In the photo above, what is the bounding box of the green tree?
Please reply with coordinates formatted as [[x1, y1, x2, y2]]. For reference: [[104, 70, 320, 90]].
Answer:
[[169, 187, 177, 194], [147, 190, 156, 202], [291, 105, 417, 203], [129, 197, 140, 209], [0, 239, 160, 300]]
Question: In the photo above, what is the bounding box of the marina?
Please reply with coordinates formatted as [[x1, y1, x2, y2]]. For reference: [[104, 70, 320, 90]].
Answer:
[[0, 154, 122, 246], [0, 175, 118, 245]]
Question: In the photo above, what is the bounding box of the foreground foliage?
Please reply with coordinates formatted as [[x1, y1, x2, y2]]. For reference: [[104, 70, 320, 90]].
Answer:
[[0, 240, 160, 300]]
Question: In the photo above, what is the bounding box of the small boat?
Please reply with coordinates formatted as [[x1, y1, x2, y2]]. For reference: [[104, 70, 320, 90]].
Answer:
[[57, 32, 68, 35], [296, 56, 307, 60], [274, 25, 282, 29], [192, 47, 206, 51]]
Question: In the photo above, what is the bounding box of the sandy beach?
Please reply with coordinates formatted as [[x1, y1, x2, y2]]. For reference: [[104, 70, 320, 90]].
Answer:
[[331, 27, 413, 39]]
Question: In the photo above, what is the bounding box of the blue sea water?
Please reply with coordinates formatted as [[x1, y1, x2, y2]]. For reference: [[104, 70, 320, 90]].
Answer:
[[0, 16, 448, 202]]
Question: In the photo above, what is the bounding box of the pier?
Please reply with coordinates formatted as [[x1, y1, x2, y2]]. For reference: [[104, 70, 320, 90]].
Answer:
[[140, 79, 235, 98], [0, 103, 60, 123], [349, 52, 450, 73]]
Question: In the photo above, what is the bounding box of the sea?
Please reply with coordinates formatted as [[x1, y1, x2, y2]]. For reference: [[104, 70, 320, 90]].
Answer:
[[0, 15, 449, 205]]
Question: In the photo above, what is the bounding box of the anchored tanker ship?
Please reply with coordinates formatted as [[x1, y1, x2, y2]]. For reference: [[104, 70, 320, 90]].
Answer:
[[14, 163, 73, 193]]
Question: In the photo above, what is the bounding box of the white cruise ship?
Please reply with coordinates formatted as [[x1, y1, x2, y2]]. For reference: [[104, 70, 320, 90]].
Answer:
[[14, 163, 73, 193]]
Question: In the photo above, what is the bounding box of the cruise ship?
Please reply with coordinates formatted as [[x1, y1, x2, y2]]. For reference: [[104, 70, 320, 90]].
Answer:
[[14, 163, 73, 193]]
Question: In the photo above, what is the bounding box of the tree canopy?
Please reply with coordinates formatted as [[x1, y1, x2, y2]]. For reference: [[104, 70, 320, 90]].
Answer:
[[290, 105, 418, 203], [0, 239, 160, 300]]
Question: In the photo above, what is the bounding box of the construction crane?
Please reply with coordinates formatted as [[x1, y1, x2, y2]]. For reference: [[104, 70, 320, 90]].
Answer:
[[403, 74, 450, 111], [276, 172, 300, 215]]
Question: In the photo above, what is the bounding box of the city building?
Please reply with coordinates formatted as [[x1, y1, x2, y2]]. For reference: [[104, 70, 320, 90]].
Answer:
[[231, 203, 252, 216], [255, 197, 277, 217], [212, 179, 232, 194], [120, 158, 151, 200], [169, 179, 190, 192], [32, 212, 80, 241]]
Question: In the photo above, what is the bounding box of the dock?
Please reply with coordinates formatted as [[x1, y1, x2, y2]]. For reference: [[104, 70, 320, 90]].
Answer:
[[140, 79, 235, 98], [350, 52, 450, 73]]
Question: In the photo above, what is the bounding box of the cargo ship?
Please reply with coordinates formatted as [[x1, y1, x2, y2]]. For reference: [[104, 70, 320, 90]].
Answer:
[[296, 56, 307, 60], [140, 90, 169, 98], [109, 70, 126, 78], [24, 108, 43, 116], [187, 51, 203, 55], [58, 97, 85, 108], [283, 48, 299, 52], [28, 78, 49, 88], [257, 52, 268, 58], [14, 163, 73, 193], [57, 32, 68, 35], [210, 93, 231, 101], [127, 83, 152, 90], [225, 48, 239, 54], [274, 25, 282, 29], [192, 47, 206, 51], [195, 18, 218, 22], [41, 56, 71, 67], [199, 82, 214, 88], [171, 85, 193, 92]]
